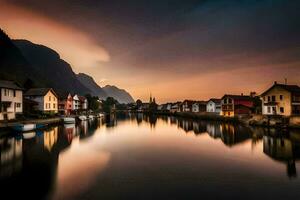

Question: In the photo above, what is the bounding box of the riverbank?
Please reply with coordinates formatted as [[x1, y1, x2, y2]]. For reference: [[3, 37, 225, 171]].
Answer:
[[0, 117, 62, 129], [139, 111, 300, 129]]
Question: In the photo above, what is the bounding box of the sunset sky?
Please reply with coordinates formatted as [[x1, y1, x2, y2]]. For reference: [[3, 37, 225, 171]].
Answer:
[[0, 0, 300, 103]]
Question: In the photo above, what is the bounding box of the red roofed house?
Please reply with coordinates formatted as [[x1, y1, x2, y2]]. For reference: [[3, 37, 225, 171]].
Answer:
[[221, 94, 254, 117]]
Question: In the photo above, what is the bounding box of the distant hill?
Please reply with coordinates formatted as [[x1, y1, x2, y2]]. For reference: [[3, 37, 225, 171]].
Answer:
[[13, 39, 91, 96], [0, 29, 40, 86], [77, 73, 134, 103], [103, 85, 135, 104], [0, 28, 134, 102], [76, 73, 107, 99]]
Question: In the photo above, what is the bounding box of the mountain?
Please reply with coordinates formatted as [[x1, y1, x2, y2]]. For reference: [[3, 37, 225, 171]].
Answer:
[[13, 39, 91, 96], [76, 73, 107, 99], [0, 29, 40, 86], [103, 85, 135, 104], [76, 73, 134, 104]]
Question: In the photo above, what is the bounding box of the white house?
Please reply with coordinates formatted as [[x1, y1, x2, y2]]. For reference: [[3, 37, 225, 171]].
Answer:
[[206, 98, 221, 114], [72, 94, 80, 111], [192, 103, 199, 112], [0, 80, 23, 120], [78, 96, 88, 110], [24, 88, 58, 113]]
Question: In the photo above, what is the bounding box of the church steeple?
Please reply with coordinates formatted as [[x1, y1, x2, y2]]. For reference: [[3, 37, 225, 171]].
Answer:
[[149, 92, 153, 103]]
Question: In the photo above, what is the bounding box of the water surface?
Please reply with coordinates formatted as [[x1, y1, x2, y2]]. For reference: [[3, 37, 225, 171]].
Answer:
[[1, 114, 300, 199]]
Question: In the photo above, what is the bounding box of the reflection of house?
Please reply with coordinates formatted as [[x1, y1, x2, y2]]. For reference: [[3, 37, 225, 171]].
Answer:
[[206, 123, 222, 138], [261, 82, 300, 116], [192, 101, 207, 113], [58, 93, 73, 115], [24, 88, 58, 113], [221, 94, 254, 117], [0, 80, 23, 120], [263, 136, 300, 177], [206, 98, 221, 114], [220, 124, 252, 146], [44, 127, 58, 151]]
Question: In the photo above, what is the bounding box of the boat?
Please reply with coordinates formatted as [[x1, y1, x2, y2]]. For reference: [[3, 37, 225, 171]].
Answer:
[[88, 115, 94, 119], [12, 123, 46, 132], [22, 132, 36, 139], [63, 117, 76, 124], [78, 115, 87, 121], [98, 113, 105, 118]]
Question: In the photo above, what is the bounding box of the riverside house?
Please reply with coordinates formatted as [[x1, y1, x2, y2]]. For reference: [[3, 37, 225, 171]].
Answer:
[[206, 98, 221, 114], [181, 100, 195, 112], [0, 80, 23, 120], [58, 93, 73, 115], [78, 96, 88, 110], [24, 88, 58, 113], [220, 94, 254, 117], [72, 94, 80, 111], [192, 101, 207, 113], [261, 82, 300, 116]]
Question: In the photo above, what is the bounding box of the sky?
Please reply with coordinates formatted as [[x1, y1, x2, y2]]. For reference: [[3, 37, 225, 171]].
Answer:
[[0, 0, 300, 103]]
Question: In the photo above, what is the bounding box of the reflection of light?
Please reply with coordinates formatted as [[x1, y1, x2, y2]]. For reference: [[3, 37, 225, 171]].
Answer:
[[44, 127, 58, 151], [53, 138, 110, 200]]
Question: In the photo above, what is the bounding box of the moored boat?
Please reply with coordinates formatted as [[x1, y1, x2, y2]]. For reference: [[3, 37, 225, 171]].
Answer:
[[22, 132, 36, 139], [78, 115, 87, 121], [12, 123, 46, 132], [98, 113, 105, 118], [63, 117, 76, 124]]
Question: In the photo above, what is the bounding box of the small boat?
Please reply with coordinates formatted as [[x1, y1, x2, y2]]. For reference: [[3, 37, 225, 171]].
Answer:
[[63, 117, 76, 124], [12, 123, 46, 132], [22, 132, 36, 139], [78, 115, 87, 121], [98, 113, 105, 118]]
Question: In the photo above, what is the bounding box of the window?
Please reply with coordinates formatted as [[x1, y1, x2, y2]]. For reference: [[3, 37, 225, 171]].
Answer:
[[53, 103, 56, 109], [272, 95, 276, 102], [16, 103, 21, 108], [280, 95, 283, 100], [263, 97, 265, 101], [228, 98, 232, 104], [49, 96, 51, 101], [268, 96, 271, 102], [267, 106, 271, 113], [4, 89, 7, 96], [224, 99, 227, 104], [280, 107, 284, 113]]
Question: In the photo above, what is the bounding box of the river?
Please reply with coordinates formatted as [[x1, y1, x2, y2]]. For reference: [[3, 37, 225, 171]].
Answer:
[[1, 113, 300, 199]]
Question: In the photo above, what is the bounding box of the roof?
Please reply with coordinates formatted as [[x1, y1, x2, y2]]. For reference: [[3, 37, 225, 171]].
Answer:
[[261, 83, 300, 96], [208, 98, 221, 104], [78, 96, 87, 102], [221, 94, 253, 101], [0, 80, 23, 90], [24, 88, 58, 98]]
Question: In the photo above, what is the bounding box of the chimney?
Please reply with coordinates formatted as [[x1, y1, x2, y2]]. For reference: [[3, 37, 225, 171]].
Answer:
[[241, 93, 244, 96], [274, 81, 277, 85]]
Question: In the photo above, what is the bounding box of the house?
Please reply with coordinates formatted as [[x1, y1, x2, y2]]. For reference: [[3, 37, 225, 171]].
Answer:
[[78, 96, 88, 110], [206, 98, 221, 114], [181, 100, 195, 112], [58, 93, 73, 115], [24, 88, 58, 113], [220, 94, 254, 117], [0, 80, 23, 120], [192, 101, 207, 113], [72, 94, 80, 111], [170, 102, 181, 113], [260, 82, 300, 116]]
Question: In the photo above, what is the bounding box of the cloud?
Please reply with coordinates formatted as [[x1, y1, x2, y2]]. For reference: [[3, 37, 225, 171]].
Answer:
[[0, 1, 110, 71]]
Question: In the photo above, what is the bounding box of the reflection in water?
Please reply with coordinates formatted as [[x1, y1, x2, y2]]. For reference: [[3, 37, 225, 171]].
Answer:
[[0, 115, 300, 199]]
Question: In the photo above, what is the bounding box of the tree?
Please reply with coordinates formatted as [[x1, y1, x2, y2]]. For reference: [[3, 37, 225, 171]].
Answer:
[[85, 94, 100, 111], [102, 97, 119, 113]]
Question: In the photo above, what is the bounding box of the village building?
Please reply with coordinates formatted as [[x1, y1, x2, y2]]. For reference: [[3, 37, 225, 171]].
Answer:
[[170, 102, 181, 113], [24, 88, 58, 113], [220, 94, 254, 117], [192, 101, 207, 113], [72, 94, 80, 111], [206, 98, 221, 114], [181, 100, 195, 112], [58, 93, 73, 115], [260, 82, 300, 116], [78, 96, 88, 110], [0, 80, 23, 120]]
